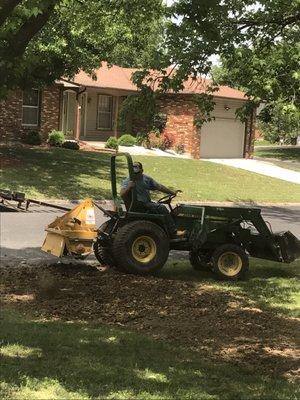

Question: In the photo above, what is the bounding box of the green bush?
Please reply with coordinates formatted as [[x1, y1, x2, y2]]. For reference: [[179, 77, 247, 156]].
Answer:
[[136, 132, 148, 145], [47, 130, 65, 147], [62, 140, 80, 150], [21, 130, 42, 145], [105, 136, 119, 150], [175, 143, 185, 154], [118, 134, 136, 146]]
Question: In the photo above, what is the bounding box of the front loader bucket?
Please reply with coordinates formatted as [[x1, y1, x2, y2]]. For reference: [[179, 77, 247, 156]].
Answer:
[[275, 231, 300, 263], [42, 199, 97, 258]]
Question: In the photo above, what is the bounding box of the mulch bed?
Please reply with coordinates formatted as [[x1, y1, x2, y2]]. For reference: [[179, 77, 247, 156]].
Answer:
[[1, 263, 299, 381]]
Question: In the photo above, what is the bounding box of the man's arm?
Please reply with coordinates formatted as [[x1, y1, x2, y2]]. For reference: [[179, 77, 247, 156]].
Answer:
[[156, 183, 177, 196], [120, 180, 135, 198]]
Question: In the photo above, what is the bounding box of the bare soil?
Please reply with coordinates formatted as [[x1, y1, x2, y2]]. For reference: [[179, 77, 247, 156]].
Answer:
[[1, 263, 299, 380]]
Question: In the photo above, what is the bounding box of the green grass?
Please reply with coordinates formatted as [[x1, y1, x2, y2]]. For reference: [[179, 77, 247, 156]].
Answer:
[[161, 257, 300, 318], [1, 307, 298, 400], [1, 145, 300, 202], [254, 147, 300, 172], [254, 139, 276, 147]]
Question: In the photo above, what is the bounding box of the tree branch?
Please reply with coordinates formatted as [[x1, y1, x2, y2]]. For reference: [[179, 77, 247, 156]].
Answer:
[[8, 0, 59, 57], [0, 0, 23, 27]]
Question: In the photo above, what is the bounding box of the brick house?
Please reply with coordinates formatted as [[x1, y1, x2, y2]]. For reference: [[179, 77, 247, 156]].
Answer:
[[0, 63, 255, 158]]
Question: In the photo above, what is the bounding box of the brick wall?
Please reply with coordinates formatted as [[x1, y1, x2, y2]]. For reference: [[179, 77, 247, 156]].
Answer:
[[157, 95, 201, 158], [0, 86, 61, 143]]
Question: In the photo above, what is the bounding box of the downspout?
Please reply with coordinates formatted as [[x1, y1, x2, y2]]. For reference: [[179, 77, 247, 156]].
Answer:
[[74, 87, 87, 140]]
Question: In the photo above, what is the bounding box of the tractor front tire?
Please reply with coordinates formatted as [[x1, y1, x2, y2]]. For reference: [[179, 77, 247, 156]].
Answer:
[[112, 220, 169, 275], [189, 249, 212, 271], [211, 244, 249, 280]]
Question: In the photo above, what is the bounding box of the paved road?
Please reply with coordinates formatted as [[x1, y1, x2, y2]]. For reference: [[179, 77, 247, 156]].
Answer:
[[1, 204, 299, 266]]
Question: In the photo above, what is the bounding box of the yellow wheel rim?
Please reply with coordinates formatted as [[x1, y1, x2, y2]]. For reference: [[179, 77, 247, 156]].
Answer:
[[217, 252, 242, 277], [132, 235, 157, 264]]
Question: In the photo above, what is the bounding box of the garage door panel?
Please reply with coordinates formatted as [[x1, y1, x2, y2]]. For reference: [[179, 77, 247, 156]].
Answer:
[[200, 118, 245, 158]]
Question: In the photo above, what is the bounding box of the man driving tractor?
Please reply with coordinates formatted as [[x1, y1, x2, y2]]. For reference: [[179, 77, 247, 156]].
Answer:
[[120, 161, 182, 237]]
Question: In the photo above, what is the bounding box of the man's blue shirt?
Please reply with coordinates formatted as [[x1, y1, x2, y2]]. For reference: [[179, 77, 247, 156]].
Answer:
[[122, 175, 159, 203]]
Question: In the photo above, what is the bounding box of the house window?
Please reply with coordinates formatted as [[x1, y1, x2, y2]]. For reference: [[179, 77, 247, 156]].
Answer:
[[22, 89, 40, 126], [97, 95, 113, 130]]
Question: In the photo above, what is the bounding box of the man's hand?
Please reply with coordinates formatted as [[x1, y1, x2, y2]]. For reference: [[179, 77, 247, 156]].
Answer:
[[127, 181, 135, 189]]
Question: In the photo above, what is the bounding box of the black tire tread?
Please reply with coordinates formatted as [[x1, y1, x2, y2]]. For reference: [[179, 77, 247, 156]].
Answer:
[[112, 220, 169, 275]]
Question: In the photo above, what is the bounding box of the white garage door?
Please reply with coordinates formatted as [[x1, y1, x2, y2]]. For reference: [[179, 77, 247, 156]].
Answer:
[[200, 118, 245, 158]]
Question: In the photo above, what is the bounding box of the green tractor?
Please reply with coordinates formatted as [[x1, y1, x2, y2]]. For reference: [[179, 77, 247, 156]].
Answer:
[[93, 153, 300, 280]]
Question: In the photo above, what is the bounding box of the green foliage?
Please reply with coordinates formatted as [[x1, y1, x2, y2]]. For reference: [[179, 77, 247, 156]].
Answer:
[[62, 140, 80, 150], [21, 130, 42, 145], [175, 143, 185, 154], [258, 102, 300, 144], [153, 113, 167, 133], [118, 87, 158, 134], [47, 130, 65, 147], [193, 92, 216, 128], [0, 0, 164, 97], [118, 134, 136, 147], [105, 136, 118, 150]]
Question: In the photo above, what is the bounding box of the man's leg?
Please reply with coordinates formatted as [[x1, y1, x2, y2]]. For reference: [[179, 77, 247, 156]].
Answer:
[[142, 202, 177, 235]]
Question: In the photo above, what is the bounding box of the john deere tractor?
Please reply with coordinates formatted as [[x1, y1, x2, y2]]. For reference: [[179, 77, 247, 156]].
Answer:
[[91, 153, 300, 280]]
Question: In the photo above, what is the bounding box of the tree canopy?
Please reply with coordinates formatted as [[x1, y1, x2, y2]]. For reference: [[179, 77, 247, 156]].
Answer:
[[0, 0, 163, 96], [136, 0, 299, 111]]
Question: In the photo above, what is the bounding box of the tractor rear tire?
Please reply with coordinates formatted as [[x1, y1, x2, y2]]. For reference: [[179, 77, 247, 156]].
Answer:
[[189, 249, 212, 271], [93, 242, 114, 267], [93, 221, 116, 268], [112, 220, 169, 275], [211, 244, 249, 280]]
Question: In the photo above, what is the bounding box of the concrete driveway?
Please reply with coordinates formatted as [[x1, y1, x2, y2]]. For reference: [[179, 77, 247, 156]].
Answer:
[[204, 158, 300, 184]]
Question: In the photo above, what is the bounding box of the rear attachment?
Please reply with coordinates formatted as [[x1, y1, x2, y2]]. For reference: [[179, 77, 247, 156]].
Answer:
[[42, 199, 97, 258]]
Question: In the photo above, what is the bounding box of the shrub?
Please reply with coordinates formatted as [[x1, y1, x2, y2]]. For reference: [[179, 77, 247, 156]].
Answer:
[[62, 140, 80, 150], [136, 132, 148, 146], [147, 130, 161, 149], [118, 134, 136, 146], [153, 113, 167, 133], [47, 130, 65, 147], [105, 136, 119, 150], [160, 130, 175, 150], [175, 143, 185, 154], [21, 130, 42, 145]]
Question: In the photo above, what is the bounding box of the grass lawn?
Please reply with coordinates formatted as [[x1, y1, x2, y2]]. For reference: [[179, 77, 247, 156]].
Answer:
[[1, 145, 300, 203], [254, 139, 277, 147], [1, 257, 299, 400], [255, 147, 300, 172]]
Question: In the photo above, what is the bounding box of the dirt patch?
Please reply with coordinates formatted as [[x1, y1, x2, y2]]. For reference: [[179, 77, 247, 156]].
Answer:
[[1, 263, 299, 380]]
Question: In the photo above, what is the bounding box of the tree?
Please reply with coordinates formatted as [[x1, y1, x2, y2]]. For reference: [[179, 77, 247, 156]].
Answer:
[[0, 0, 164, 96], [133, 0, 299, 117]]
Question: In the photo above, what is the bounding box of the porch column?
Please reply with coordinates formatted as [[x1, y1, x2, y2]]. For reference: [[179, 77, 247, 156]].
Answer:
[[113, 96, 120, 138], [74, 101, 81, 141]]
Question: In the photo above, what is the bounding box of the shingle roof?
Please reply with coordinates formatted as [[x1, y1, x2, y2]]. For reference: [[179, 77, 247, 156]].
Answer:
[[72, 62, 247, 100]]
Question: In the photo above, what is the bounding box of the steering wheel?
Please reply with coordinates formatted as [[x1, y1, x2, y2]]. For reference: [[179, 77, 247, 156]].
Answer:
[[157, 191, 181, 205]]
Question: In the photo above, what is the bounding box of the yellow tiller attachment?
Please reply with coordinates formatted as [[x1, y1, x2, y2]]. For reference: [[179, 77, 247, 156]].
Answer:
[[41, 198, 97, 257]]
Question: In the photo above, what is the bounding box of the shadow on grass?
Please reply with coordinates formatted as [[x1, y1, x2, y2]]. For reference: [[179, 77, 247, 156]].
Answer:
[[0, 309, 297, 400], [0, 145, 128, 200], [254, 147, 300, 162], [161, 256, 300, 318]]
